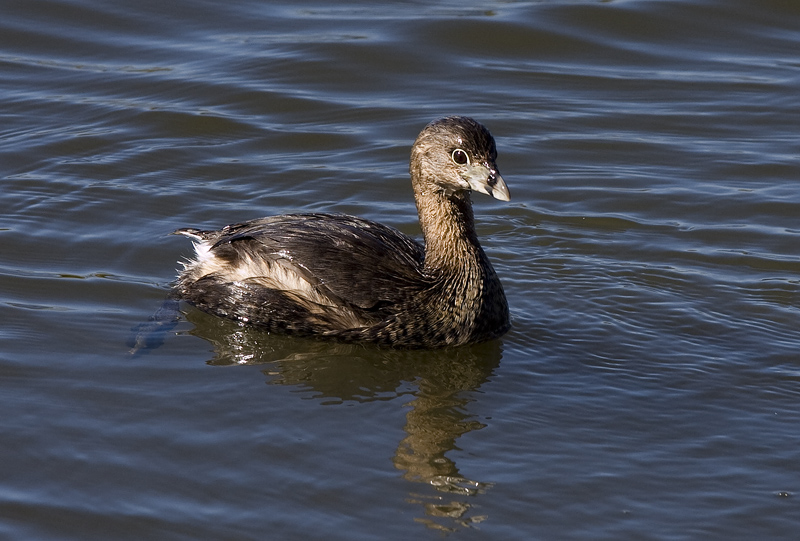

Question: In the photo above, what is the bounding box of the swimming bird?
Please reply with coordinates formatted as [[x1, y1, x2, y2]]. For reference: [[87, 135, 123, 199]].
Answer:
[[173, 116, 510, 348]]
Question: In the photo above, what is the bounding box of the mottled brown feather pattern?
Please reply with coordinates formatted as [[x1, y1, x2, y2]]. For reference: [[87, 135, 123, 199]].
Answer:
[[174, 116, 510, 348]]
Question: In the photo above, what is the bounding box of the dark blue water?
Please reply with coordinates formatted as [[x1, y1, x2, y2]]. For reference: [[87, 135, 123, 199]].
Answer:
[[2, 0, 799, 539]]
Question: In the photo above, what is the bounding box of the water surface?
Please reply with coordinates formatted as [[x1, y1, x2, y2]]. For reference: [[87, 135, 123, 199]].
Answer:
[[1, 0, 799, 539]]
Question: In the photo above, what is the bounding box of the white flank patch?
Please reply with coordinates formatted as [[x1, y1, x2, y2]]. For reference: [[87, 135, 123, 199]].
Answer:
[[193, 240, 214, 264], [186, 242, 325, 305], [180, 239, 368, 329]]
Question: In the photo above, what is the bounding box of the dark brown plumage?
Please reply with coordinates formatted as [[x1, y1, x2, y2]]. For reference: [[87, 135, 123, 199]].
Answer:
[[173, 116, 510, 348]]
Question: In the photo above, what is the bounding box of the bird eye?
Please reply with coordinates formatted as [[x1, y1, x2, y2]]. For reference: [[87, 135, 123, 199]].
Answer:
[[451, 149, 470, 165]]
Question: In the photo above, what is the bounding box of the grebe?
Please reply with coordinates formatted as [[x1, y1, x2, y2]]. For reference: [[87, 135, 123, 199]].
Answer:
[[174, 116, 510, 348]]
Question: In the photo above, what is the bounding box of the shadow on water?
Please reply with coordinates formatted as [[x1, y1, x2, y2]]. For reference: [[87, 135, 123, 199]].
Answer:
[[184, 306, 503, 532], [127, 295, 182, 355]]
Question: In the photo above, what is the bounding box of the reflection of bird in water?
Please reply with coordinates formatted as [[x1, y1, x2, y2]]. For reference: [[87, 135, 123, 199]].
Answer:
[[180, 309, 501, 531], [173, 116, 510, 348], [392, 347, 497, 531]]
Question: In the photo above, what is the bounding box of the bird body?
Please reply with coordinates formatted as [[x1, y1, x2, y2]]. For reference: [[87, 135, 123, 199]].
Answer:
[[174, 116, 510, 348]]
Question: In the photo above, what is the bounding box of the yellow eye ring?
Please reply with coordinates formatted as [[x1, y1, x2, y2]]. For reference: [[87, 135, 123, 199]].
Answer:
[[451, 149, 470, 165]]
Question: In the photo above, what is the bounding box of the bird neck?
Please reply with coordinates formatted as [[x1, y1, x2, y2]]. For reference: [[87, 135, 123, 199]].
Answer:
[[414, 188, 483, 273]]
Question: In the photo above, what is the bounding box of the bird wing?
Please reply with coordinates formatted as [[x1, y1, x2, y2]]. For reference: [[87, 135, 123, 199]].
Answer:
[[205, 213, 429, 311]]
